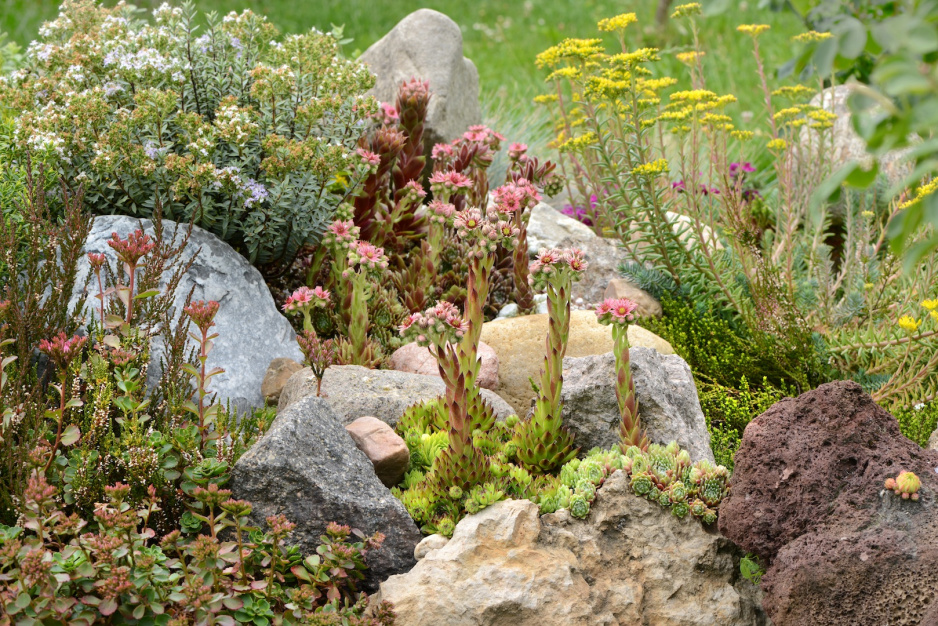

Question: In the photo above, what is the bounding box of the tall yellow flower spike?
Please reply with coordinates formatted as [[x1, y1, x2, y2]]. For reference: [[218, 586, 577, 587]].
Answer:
[[598, 13, 638, 32]]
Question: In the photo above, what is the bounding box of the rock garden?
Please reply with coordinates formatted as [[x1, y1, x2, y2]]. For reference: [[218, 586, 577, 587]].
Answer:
[[1, 1, 937, 624]]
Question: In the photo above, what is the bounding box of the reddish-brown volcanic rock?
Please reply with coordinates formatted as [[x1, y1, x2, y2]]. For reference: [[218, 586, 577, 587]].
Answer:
[[719, 380, 938, 625]]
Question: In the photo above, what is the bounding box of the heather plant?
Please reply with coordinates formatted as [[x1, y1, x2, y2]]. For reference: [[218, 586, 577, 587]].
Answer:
[[536, 9, 938, 406], [512, 248, 586, 473], [0, 0, 378, 272], [595, 298, 649, 451], [893, 401, 938, 448]]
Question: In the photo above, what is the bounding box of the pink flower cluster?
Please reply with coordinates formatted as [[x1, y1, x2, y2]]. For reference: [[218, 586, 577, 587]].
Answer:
[[39, 332, 88, 369], [377, 102, 399, 125], [357, 148, 381, 167], [492, 178, 541, 214], [107, 229, 155, 266], [452, 206, 519, 253], [427, 199, 456, 225], [459, 125, 506, 150], [184, 299, 221, 333], [346, 240, 388, 273], [322, 219, 360, 251], [595, 298, 639, 326], [429, 170, 472, 196], [399, 300, 468, 348], [401, 180, 427, 203], [283, 286, 331, 314], [528, 248, 588, 286]]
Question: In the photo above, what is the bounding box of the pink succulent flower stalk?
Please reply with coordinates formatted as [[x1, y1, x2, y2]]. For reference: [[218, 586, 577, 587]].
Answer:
[[513, 249, 587, 472], [426, 200, 456, 274], [87, 252, 108, 336], [400, 302, 486, 490], [182, 300, 223, 452], [38, 332, 87, 471], [596, 298, 648, 451], [493, 179, 541, 314], [107, 230, 156, 325], [344, 241, 388, 364]]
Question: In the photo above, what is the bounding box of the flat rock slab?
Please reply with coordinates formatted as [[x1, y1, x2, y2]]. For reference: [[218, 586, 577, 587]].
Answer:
[[279, 365, 517, 425]]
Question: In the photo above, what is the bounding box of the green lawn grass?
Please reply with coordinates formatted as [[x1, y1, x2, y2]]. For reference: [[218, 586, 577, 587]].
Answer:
[[4, 0, 805, 113]]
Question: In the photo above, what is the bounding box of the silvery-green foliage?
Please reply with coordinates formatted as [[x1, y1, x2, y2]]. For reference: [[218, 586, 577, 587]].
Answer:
[[1, 0, 378, 271]]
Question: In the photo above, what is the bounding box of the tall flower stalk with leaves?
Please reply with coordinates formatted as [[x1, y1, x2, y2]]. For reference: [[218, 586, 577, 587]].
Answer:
[[596, 298, 649, 450], [513, 248, 587, 473], [38, 332, 86, 471], [182, 300, 223, 452], [343, 240, 389, 365]]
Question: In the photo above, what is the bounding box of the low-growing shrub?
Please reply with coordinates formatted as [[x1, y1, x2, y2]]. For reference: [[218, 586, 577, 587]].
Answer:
[[1, 0, 377, 273]]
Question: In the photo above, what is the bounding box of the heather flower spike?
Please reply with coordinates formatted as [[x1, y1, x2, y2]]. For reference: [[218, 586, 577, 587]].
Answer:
[[596, 298, 649, 451]]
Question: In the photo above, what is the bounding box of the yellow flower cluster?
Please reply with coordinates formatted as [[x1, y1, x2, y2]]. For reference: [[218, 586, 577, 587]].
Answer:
[[676, 51, 704, 65], [631, 158, 670, 177], [772, 85, 816, 100], [793, 31, 833, 43], [533, 94, 558, 105], [546, 67, 582, 82], [731, 130, 754, 141], [773, 106, 803, 122], [899, 178, 938, 210], [898, 315, 920, 333], [536, 38, 604, 69], [806, 108, 837, 129], [584, 76, 629, 99], [611, 48, 660, 67], [637, 77, 678, 94], [670, 89, 718, 102], [671, 3, 702, 18], [558, 132, 597, 153], [598, 13, 638, 32], [922, 299, 938, 311], [737, 24, 771, 37], [658, 108, 692, 122], [701, 113, 731, 124], [767, 138, 788, 150]]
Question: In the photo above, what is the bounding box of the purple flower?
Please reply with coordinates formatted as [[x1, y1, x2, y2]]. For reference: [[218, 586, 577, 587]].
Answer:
[[729, 162, 756, 178]]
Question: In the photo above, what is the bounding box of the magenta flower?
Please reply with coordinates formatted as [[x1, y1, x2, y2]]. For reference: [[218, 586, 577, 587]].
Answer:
[[729, 162, 756, 178], [348, 240, 388, 271], [322, 219, 360, 250], [379, 102, 399, 125]]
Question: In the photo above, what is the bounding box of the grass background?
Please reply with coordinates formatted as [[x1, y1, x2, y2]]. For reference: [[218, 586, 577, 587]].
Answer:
[[2, 0, 805, 107]]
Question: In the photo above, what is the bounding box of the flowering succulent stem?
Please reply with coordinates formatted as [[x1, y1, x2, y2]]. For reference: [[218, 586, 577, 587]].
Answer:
[[612, 324, 648, 451], [348, 274, 370, 363], [458, 254, 494, 406], [513, 213, 536, 313]]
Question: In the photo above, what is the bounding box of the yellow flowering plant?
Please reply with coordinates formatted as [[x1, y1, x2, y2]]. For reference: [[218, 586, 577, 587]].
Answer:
[[536, 11, 938, 405]]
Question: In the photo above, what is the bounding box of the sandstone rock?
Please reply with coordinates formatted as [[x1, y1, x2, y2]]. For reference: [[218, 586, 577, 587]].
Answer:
[[360, 9, 480, 155], [800, 84, 913, 186], [261, 358, 304, 404], [929, 426, 938, 452], [230, 396, 422, 590], [345, 416, 410, 487], [376, 472, 765, 625], [603, 278, 662, 319], [73, 216, 303, 413], [719, 380, 938, 625], [480, 310, 673, 415], [278, 365, 516, 424], [560, 350, 713, 462], [413, 534, 449, 560], [390, 341, 499, 389], [527, 202, 623, 303]]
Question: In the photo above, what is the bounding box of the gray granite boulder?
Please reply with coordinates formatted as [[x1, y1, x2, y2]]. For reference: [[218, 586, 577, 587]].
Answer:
[[360, 9, 480, 152], [279, 365, 517, 425], [72, 216, 302, 413], [560, 349, 714, 462], [230, 396, 422, 590]]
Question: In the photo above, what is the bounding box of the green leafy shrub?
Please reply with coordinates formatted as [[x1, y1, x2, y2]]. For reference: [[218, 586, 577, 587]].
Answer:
[[0, 0, 377, 272], [893, 401, 938, 448], [699, 377, 789, 470], [0, 471, 393, 624]]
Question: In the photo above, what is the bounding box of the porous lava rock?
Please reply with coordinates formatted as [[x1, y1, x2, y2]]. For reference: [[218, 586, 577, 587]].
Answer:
[[719, 380, 938, 625]]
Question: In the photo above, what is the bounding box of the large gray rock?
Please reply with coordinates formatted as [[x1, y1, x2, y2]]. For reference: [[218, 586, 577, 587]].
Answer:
[[279, 365, 517, 425], [560, 349, 714, 462], [360, 9, 480, 151], [527, 202, 623, 304], [375, 472, 766, 625], [72, 216, 302, 413], [230, 396, 422, 590]]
